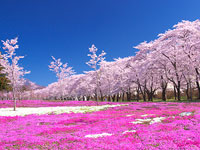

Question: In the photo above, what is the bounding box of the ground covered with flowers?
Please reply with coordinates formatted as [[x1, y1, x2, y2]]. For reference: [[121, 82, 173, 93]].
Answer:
[[0, 100, 200, 150]]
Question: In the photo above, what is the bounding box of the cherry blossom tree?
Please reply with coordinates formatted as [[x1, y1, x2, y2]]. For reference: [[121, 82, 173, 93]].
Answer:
[[99, 61, 116, 101], [134, 41, 164, 101], [172, 20, 200, 99], [86, 44, 106, 101], [49, 56, 75, 99], [0, 37, 30, 110]]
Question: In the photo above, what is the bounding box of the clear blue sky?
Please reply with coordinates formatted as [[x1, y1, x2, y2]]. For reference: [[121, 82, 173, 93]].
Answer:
[[0, 0, 200, 86]]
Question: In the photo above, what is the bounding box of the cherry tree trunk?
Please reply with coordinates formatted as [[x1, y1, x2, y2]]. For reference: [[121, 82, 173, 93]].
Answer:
[[196, 81, 200, 100], [112, 95, 116, 102], [117, 93, 119, 102], [136, 88, 140, 102], [177, 81, 181, 101], [87, 96, 90, 101], [147, 91, 150, 101], [14, 99, 16, 111], [13, 89, 16, 111], [195, 68, 200, 99], [161, 81, 167, 101], [100, 90, 103, 101], [162, 89, 166, 101], [126, 92, 131, 101], [122, 92, 125, 101], [186, 83, 190, 100], [94, 90, 98, 101], [108, 96, 111, 102], [189, 81, 193, 101], [177, 89, 181, 101], [138, 84, 146, 101], [147, 91, 153, 101], [142, 92, 146, 102], [174, 86, 177, 101]]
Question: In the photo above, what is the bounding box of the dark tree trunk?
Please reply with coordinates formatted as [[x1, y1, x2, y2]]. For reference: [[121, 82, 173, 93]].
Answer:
[[117, 93, 119, 102], [94, 89, 98, 101], [162, 88, 167, 101], [195, 68, 200, 99], [108, 96, 111, 102], [146, 86, 154, 102], [143, 91, 146, 102], [121, 92, 124, 102], [95, 94, 97, 101], [147, 91, 153, 102], [138, 84, 146, 102], [126, 92, 131, 101], [150, 87, 154, 101], [100, 96, 103, 101], [161, 78, 167, 101], [87, 96, 90, 101], [177, 81, 181, 101], [189, 81, 193, 101], [126, 92, 128, 101], [186, 83, 189, 100], [112, 95, 116, 102], [147, 91, 151, 101], [196, 81, 200, 100], [136, 87, 140, 102], [174, 85, 177, 101], [100, 90, 103, 101]]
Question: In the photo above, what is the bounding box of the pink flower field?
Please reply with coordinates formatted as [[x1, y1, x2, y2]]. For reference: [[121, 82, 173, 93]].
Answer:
[[0, 100, 200, 150]]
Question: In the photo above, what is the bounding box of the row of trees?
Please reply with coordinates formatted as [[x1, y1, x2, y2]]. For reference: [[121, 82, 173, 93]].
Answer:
[[29, 20, 200, 102], [1, 20, 200, 105]]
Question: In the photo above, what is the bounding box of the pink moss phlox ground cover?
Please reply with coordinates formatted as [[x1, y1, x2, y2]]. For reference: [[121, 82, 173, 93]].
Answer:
[[0, 101, 200, 149]]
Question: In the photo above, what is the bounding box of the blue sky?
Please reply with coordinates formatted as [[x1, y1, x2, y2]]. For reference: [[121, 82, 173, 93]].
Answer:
[[0, 0, 200, 86]]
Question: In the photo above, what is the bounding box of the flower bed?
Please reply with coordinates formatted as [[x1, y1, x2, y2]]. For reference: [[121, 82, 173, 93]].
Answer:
[[0, 101, 200, 149]]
